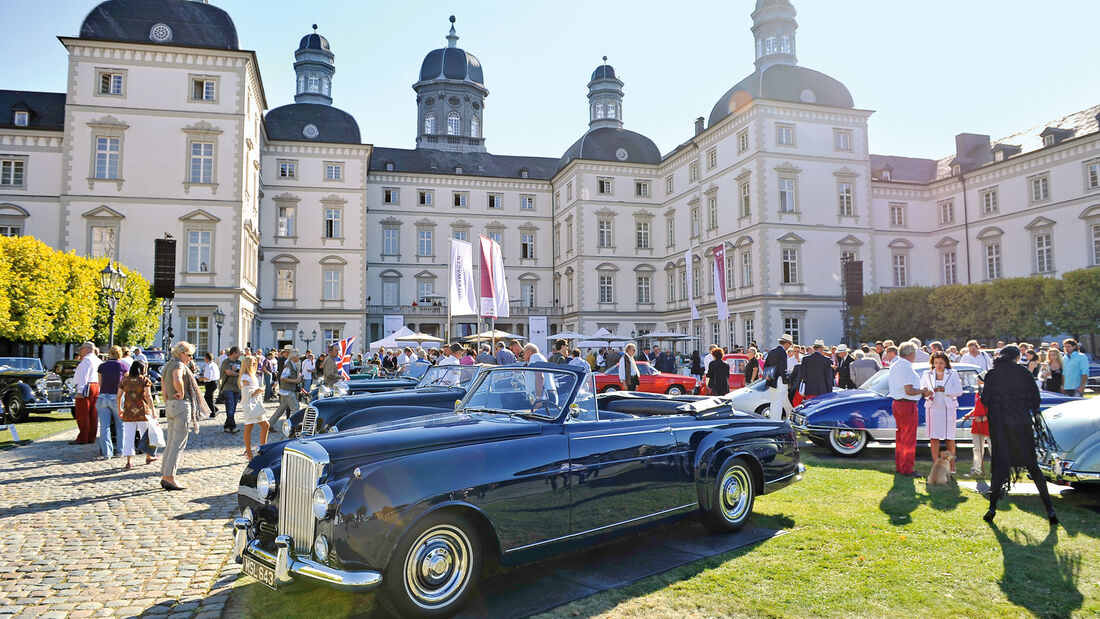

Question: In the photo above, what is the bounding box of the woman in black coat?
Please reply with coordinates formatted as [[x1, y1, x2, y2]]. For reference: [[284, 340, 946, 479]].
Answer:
[[690, 351, 704, 379], [705, 348, 731, 396], [981, 345, 1057, 525]]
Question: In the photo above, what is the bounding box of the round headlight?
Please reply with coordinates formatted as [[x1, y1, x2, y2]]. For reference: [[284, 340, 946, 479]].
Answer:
[[256, 468, 276, 500], [313, 534, 330, 562], [312, 484, 335, 520], [280, 419, 293, 438], [35, 378, 48, 391]]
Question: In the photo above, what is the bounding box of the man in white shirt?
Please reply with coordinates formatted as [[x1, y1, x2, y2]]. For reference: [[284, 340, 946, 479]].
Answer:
[[269, 350, 302, 430], [959, 340, 992, 373], [888, 342, 931, 477], [301, 353, 316, 391], [397, 347, 411, 366], [201, 352, 220, 416], [910, 338, 931, 362], [133, 347, 148, 365], [72, 341, 102, 445], [437, 343, 461, 386]]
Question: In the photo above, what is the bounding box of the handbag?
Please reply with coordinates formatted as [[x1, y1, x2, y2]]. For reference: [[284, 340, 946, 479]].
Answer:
[[145, 413, 166, 449], [245, 394, 266, 418]]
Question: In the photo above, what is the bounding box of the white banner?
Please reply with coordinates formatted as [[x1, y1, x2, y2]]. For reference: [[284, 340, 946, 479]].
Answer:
[[491, 238, 510, 318], [528, 316, 548, 355], [449, 238, 478, 317], [713, 244, 729, 321], [383, 315, 404, 337], [685, 249, 700, 319]]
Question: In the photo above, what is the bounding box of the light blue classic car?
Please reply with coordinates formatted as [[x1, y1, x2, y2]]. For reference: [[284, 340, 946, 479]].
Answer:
[[1039, 398, 1100, 490], [790, 363, 1080, 456]]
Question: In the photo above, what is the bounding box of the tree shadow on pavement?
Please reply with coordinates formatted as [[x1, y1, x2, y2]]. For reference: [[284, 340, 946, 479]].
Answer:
[[990, 523, 1082, 617]]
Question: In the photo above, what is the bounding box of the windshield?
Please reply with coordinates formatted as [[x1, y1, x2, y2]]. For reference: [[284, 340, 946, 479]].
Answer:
[[397, 361, 431, 380], [0, 358, 44, 372], [418, 365, 479, 388], [461, 368, 579, 420]]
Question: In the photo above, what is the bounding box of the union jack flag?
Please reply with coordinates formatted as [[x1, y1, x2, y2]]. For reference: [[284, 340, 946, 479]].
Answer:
[[336, 336, 356, 380]]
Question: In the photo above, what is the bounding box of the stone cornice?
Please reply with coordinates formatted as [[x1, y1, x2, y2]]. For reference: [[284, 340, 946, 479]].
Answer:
[[370, 173, 549, 191], [264, 142, 371, 157]]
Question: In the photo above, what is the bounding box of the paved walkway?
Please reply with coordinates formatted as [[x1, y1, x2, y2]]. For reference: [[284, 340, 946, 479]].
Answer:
[[0, 405, 284, 618]]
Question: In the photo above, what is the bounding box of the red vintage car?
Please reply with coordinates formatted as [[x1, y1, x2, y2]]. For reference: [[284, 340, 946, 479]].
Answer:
[[699, 354, 751, 395], [595, 361, 699, 395]]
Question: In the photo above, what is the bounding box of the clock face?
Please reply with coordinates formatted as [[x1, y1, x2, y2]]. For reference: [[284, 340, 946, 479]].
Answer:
[[616, 147, 629, 161], [303, 124, 320, 139]]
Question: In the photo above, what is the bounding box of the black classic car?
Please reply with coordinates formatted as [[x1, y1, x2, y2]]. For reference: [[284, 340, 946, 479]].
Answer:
[[284, 364, 482, 439], [308, 361, 433, 403], [234, 364, 803, 617], [1, 357, 76, 423]]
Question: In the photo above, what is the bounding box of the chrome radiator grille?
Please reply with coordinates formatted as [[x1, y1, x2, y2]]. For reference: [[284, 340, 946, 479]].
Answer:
[[300, 406, 319, 437], [278, 447, 323, 555]]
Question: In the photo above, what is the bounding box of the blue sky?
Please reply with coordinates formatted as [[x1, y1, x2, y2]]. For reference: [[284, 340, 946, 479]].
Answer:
[[2, 0, 1098, 160]]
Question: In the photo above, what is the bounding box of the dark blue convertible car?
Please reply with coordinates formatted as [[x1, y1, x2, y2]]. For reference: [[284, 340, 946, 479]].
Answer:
[[790, 363, 1079, 456], [234, 363, 802, 617]]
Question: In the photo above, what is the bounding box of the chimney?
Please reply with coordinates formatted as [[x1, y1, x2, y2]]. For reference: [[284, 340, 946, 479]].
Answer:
[[954, 133, 992, 173], [694, 117, 705, 136]]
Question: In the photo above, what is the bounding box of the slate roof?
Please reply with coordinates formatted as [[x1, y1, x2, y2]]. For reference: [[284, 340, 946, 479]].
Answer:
[[0, 90, 66, 132], [79, 0, 239, 51], [419, 47, 485, 88], [709, 65, 854, 127], [370, 147, 558, 180], [264, 103, 361, 145], [557, 127, 662, 174]]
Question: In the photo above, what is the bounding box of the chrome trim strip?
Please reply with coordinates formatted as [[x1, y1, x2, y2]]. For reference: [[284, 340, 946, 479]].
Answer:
[[764, 468, 801, 487], [504, 503, 696, 553], [571, 427, 672, 440], [238, 537, 383, 591]]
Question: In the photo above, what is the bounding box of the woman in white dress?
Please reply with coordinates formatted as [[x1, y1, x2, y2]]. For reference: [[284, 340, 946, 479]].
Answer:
[[238, 356, 269, 460], [920, 352, 964, 474]]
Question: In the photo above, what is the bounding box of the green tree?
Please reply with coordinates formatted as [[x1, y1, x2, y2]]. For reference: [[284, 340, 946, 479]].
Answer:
[[1047, 268, 1100, 340], [854, 286, 934, 343], [91, 261, 160, 347], [986, 276, 1047, 342], [0, 236, 67, 342]]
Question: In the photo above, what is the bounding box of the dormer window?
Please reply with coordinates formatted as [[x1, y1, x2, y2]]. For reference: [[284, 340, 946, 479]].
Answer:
[[385, 161, 395, 172], [765, 33, 777, 54], [952, 164, 961, 176], [780, 34, 791, 54], [520, 168, 529, 179], [307, 74, 319, 93], [1042, 134, 1055, 147], [424, 113, 435, 134], [881, 170, 891, 181], [994, 151, 1004, 162], [12, 111, 28, 127], [454, 166, 462, 174]]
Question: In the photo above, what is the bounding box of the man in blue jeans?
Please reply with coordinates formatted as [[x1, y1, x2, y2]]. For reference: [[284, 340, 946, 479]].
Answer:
[[1062, 338, 1089, 397], [219, 347, 242, 433]]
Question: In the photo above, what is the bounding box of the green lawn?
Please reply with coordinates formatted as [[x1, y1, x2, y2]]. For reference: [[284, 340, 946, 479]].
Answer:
[[0, 409, 76, 448], [225, 444, 1100, 618]]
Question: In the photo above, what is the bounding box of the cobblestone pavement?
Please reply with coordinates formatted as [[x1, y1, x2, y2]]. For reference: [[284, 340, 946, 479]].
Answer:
[[0, 404, 285, 618]]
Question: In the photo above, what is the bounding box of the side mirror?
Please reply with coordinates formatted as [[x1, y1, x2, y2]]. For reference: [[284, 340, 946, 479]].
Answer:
[[569, 403, 581, 419], [455, 399, 462, 411]]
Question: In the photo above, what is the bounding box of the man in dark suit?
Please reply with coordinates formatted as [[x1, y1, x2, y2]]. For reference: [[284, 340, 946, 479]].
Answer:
[[763, 334, 793, 420], [654, 346, 675, 373], [799, 340, 836, 398], [835, 344, 857, 389]]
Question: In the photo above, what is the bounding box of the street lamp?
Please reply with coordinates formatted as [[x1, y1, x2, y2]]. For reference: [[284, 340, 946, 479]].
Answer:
[[99, 262, 128, 348], [213, 307, 225, 353], [299, 329, 317, 353]]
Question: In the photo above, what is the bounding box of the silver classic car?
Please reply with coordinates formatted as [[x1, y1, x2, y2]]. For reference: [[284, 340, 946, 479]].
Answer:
[[1039, 397, 1100, 489]]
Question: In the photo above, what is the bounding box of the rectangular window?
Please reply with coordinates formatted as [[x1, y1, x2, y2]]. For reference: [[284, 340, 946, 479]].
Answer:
[[781, 248, 799, 284], [453, 191, 468, 207], [636, 276, 651, 304], [520, 283, 535, 308], [567, 182, 574, 201], [985, 242, 1002, 280], [889, 202, 906, 227], [90, 225, 117, 259], [1088, 162, 1100, 189], [553, 227, 560, 257], [776, 124, 794, 146], [598, 274, 614, 304], [191, 79, 216, 101], [635, 181, 650, 197], [0, 225, 22, 237], [324, 208, 342, 238], [382, 280, 399, 305], [1035, 233, 1053, 273], [185, 316, 210, 357], [665, 176, 674, 195], [693, 263, 701, 298], [383, 188, 399, 204], [892, 254, 908, 287], [783, 318, 800, 345], [737, 130, 749, 154], [382, 228, 399, 255], [1031, 175, 1050, 202], [186, 229, 211, 273], [739, 182, 751, 218], [487, 193, 503, 209], [691, 207, 701, 237], [323, 268, 342, 300], [667, 273, 675, 303], [597, 178, 613, 195], [707, 148, 717, 169], [726, 254, 735, 290], [598, 219, 613, 248], [838, 182, 854, 216], [189, 141, 214, 183], [778, 179, 796, 213], [13, 111, 28, 127], [277, 205, 295, 237], [689, 164, 699, 182], [416, 281, 434, 303], [94, 136, 120, 179], [635, 220, 651, 249], [741, 251, 752, 287], [521, 233, 535, 259], [712, 322, 721, 346], [841, 250, 857, 264], [980, 189, 998, 214], [1092, 224, 1100, 266], [488, 231, 503, 247], [679, 270, 687, 300], [834, 129, 852, 151], [418, 190, 433, 206], [666, 218, 674, 247], [707, 196, 718, 229], [323, 328, 342, 347], [417, 229, 434, 256], [325, 163, 343, 181], [0, 159, 24, 186], [942, 251, 958, 285], [276, 267, 295, 300], [566, 223, 573, 252], [453, 230, 468, 241], [278, 160, 297, 179], [520, 194, 535, 210], [939, 200, 955, 225], [98, 72, 123, 95], [743, 318, 754, 349]]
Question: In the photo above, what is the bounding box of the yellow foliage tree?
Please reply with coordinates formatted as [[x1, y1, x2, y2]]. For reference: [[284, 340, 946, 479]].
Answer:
[[0, 236, 67, 342]]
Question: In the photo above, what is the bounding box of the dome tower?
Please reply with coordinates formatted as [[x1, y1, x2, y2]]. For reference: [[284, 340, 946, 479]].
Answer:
[[588, 57, 624, 130], [294, 25, 335, 105], [752, 0, 797, 71], [413, 16, 489, 153]]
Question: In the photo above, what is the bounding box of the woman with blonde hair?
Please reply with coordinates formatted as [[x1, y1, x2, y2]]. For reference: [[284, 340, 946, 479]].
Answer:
[[1041, 348, 1063, 393], [161, 341, 210, 491], [238, 355, 269, 460]]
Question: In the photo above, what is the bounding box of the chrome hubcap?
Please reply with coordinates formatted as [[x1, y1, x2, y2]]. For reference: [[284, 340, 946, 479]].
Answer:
[[405, 525, 471, 609], [720, 467, 751, 522], [831, 429, 864, 451]]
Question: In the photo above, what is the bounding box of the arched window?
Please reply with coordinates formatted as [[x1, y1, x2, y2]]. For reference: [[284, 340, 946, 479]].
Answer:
[[447, 111, 461, 136], [297, 74, 305, 93], [307, 74, 319, 92], [765, 33, 777, 54], [756, 38, 763, 59], [470, 116, 480, 138], [595, 102, 605, 119], [321, 77, 330, 95], [780, 34, 791, 54], [607, 101, 617, 119], [424, 112, 435, 134]]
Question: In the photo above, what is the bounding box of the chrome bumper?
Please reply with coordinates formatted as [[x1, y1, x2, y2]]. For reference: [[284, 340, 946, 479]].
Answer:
[[232, 517, 383, 591], [1037, 462, 1100, 485], [25, 399, 74, 410]]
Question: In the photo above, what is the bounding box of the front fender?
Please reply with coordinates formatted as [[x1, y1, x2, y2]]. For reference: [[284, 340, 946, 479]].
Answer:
[[804, 401, 894, 432], [692, 423, 792, 507], [334, 405, 455, 432]]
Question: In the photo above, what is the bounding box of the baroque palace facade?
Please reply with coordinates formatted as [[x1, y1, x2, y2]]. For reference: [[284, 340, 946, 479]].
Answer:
[[1, 0, 1099, 355]]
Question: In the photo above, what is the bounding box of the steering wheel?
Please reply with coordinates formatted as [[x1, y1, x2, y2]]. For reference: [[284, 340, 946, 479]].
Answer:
[[531, 398, 561, 417]]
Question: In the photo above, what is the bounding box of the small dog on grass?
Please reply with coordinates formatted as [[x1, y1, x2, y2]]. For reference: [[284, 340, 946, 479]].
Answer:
[[926, 450, 954, 486]]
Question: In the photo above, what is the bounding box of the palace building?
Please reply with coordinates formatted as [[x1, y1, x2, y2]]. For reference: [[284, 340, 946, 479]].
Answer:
[[1, 0, 1098, 354]]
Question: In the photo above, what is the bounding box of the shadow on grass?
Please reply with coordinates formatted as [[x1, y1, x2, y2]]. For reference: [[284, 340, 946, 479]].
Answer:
[[991, 523, 1082, 617]]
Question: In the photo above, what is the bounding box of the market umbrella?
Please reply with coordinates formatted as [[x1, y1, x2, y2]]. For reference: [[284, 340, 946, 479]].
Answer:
[[462, 329, 523, 343], [395, 332, 446, 347], [646, 331, 687, 341], [548, 331, 590, 340], [581, 327, 634, 348]]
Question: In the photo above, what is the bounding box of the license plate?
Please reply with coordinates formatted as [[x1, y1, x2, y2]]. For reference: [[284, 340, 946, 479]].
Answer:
[[242, 556, 278, 590]]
